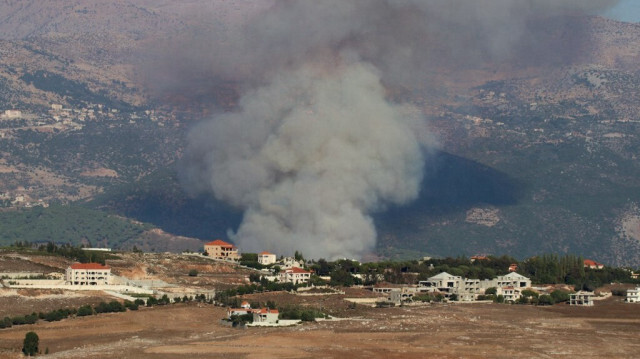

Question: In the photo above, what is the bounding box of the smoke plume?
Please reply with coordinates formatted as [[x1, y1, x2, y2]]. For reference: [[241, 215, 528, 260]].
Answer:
[[177, 0, 619, 259]]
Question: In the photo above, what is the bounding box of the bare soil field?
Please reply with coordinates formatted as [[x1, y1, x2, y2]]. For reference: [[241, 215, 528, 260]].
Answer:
[[0, 297, 638, 358]]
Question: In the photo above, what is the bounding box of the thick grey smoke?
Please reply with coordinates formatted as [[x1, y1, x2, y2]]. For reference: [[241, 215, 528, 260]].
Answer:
[[183, 62, 427, 258], [178, 0, 620, 259]]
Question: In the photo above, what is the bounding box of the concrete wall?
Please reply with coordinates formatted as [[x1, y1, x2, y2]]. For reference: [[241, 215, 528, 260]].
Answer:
[[5, 280, 153, 294]]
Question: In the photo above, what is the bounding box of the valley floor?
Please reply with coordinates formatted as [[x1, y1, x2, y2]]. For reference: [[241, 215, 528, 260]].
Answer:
[[0, 298, 639, 358]]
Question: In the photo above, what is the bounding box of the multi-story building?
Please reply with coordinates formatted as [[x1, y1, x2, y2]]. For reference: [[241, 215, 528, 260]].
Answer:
[[627, 287, 640, 303], [494, 272, 532, 289], [498, 286, 522, 302], [570, 291, 595, 306], [204, 239, 240, 261], [278, 267, 311, 284], [419, 271, 532, 301], [65, 263, 111, 285], [258, 251, 277, 265]]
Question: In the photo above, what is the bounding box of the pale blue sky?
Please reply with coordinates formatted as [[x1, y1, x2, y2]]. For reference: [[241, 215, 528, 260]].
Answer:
[[605, 0, 640, 22]]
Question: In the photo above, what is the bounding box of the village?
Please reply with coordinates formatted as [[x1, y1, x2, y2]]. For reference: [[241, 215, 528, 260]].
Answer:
[[2, 239, 640, 330], [1, 239, 640, 357]]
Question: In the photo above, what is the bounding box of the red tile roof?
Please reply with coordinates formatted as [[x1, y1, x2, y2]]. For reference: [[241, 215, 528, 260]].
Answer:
[[471, 256, 489, 261], [285, 267, 310, 274], [70, 263, 110, 270], [584, 259, 603, 268], [259, 251, 273, 255], [205, 239, 235, 248], [256, 308, 279, 314]]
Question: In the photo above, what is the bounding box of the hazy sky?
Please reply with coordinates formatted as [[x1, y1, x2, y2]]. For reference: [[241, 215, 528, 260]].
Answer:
[[606, 0, 640, 22]]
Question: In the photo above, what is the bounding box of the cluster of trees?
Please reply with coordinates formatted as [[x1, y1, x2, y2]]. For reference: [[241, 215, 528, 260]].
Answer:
[[7, 241, 119, 265], [0, 300, 133, 329], [303, 254, 639, 288], [215, 282, 298, 306], [278, 305, 325, 321], [0, 205, 150, 248], [0, 294, 215, 332], [519, 254, 635, 289]]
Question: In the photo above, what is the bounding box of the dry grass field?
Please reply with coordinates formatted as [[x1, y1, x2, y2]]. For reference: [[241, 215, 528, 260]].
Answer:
[[0, 296, 638, 358]]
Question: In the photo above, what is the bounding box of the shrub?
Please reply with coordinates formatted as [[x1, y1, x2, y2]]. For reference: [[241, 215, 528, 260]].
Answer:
[[77, 305, 94, 317], [146, 296, 158, 307], [611, 288, 627, 297], [485, 287, 497, 295], [12, 316, 26, 325], [188, 269, 198, 277], [108, 300, 126, 312], [22, 331, 39, 356], [550, 290, 570, 303], [538, 295, 555, 306], [44, 309, 71, 322], [24, 314, 38, 324], [515, 296, 529, 305], [134, 299, 146, 306], [0, 317, 12, 329]]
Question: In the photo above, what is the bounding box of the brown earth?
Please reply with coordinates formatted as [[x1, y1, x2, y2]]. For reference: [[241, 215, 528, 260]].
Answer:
[[0, 297, 638, 358]]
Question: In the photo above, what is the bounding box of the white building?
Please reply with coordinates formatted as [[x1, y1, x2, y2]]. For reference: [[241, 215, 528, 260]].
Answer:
[[419, 272, 462, 293], [570, 291, 595, 306], [279, 257, 304, 269], [278, 267, 311, 284], [498, 286, 522, 303], [627, 287, 640, 303], [495, 272, 531, 289], [65, 263, 111, 285], [258, 251, 277, 265], [252, 308, 279, 323], [3, 110, 22, 119], [418, 271, 532, 301]]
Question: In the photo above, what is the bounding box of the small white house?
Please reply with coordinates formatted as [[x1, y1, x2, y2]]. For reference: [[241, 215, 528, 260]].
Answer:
[[258, 251, 277, 265], [627, 287, 640, 303], [227, 308, 252, 318], [252, 308, 279, 323]]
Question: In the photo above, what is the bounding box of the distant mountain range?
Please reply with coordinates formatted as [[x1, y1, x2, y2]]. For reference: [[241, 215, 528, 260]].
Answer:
[[0, 2, 639, 265]]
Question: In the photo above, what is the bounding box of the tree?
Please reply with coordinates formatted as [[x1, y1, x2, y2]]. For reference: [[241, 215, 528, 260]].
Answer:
[[537, 295, 555, 306], [485, 287, 497, 295], [550, 290, 570, 303], [22, 331, 39, 356]]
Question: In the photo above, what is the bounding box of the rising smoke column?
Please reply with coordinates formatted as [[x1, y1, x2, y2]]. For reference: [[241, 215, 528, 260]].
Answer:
[[183, 62, 428, 259], [177, 0, 620, 259]]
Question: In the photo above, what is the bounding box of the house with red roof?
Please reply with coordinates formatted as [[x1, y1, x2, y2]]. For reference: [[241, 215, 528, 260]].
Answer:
[[65, 262, 111, 285], [584, 259, 604, 269], [204, 239, 240, 261], [252, 308, 279, 323], [278, 267, 311, 284], [258, 251, 277, 265]]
